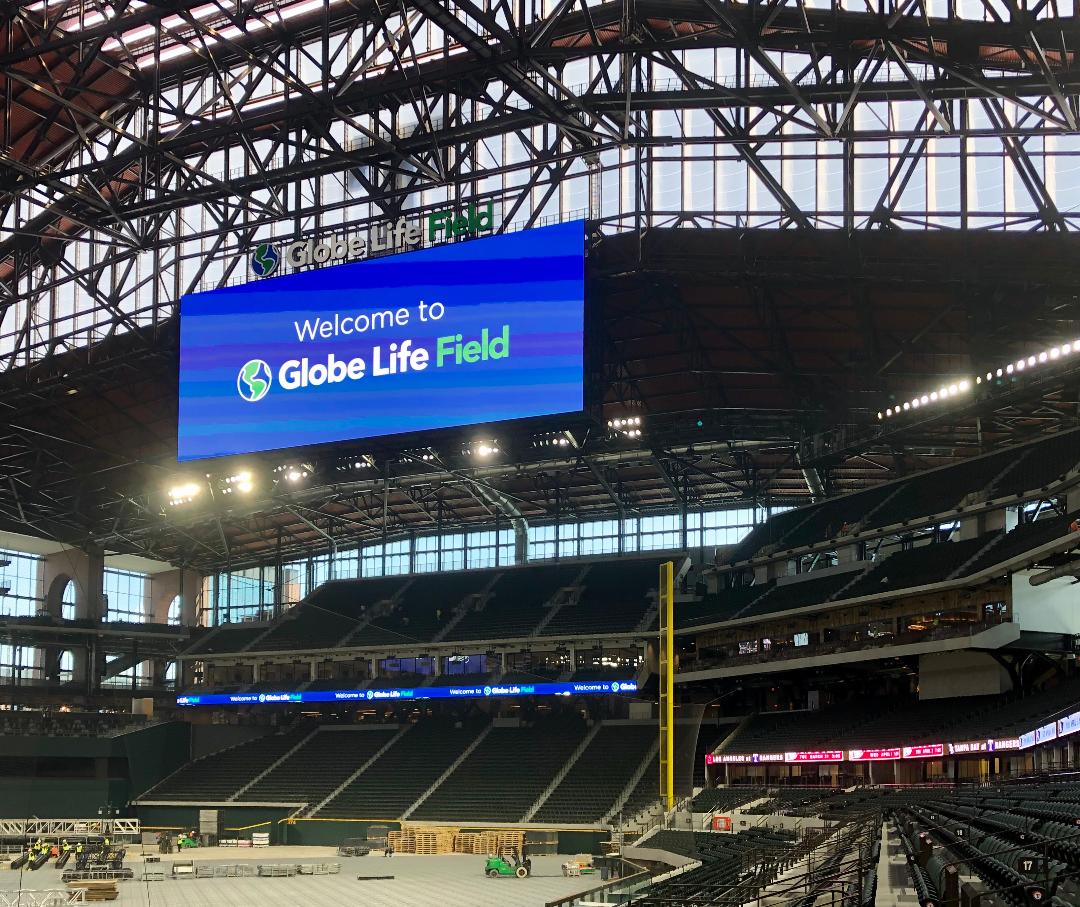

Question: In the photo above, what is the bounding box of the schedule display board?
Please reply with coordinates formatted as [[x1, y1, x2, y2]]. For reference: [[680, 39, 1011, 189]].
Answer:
[[178, 220, 586, 461]]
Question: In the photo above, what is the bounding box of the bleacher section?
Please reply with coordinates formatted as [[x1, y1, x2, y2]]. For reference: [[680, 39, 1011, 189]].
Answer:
[[376, 570, 495, 643], [720, 681, 1080, 754], [724, 428, 1080, 564], [632, 828, 799, 906], [184, 558, 676, 665], [736, 571, 856, 619], [895, 784, 1080, 907], [542, 557, 662, 636], [533, 723, 654, 823], [690, 787, 762, 814], [725, 703, 880, 753], [967, 509, 1079, 574], [864, 447, 1017, 530], [247, 578, 403, 652], [411, 717, 587, 823], [677, 586, 770, 629], [235, 726, 398, 807], [991, 429, 1080, 498], [841, 534, 994, 597], [619, 753, 660, 820], [442, 564, 581, 641], [141, 725, 312, 801], [317, 719, 486, 819], [186, 624, 268, 656]]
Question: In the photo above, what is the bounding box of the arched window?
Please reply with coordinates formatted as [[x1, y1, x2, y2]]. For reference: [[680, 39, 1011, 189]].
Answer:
[[168, 594, 182, 625], [61, 581, 76, 621], [59, 651, 74, 683]]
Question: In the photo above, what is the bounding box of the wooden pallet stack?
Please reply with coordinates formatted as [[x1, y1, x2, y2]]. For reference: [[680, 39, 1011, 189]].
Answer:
[[412, 829, 456, 855], [453, 832, 483, 854], [387, 826, 524, 855], [479, 830, 525, 855], [386, 829, 409, 852]]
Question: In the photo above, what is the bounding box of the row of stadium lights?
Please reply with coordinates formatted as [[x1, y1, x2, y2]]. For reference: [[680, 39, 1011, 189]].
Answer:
[[878, 341, 1079, 421], [167, 418, 647, 508], [166, 441, 502, 507], [608, 416, 643, 438]]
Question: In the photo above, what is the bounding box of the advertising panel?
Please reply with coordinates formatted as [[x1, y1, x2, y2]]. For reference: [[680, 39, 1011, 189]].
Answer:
[[177, 677, 634, 706]]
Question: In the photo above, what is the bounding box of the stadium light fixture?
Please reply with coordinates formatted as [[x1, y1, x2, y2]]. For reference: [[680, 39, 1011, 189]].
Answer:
[[607, 414, 644, 439], [167, 482, 201, 506], [532, 430, 575, 449], [273, 463, 313, 484], [463, 441, 500, 458], [333, 454, 376, 472], [400, 448, 438, 463], [221, 470, 254, 495]]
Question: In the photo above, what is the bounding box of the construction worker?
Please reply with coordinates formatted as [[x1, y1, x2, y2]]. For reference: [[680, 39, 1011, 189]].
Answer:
[[75, 842, 84, 869]]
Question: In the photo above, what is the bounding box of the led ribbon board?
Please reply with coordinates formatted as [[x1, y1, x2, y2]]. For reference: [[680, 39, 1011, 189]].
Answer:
[[176, 679, 637, 706], [178, 220, 586, 460]]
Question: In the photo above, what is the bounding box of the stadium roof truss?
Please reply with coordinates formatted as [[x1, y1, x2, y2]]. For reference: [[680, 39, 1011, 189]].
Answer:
[[0, 0, 1079, 569], [4, 0, 1080, 365]]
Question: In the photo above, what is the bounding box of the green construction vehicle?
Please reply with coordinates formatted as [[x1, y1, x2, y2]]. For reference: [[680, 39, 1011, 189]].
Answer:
[[483, 852, 531, 878]]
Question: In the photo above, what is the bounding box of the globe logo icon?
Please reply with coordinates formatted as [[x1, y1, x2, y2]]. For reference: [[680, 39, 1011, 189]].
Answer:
[[251, 242, 279, 277], [483, 686, 492, 697], [610, 682, 620, 692], [237, 359, 272, 402]]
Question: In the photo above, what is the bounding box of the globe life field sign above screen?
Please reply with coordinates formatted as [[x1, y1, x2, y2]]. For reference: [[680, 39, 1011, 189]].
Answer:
[[177, 220, 586, 461]]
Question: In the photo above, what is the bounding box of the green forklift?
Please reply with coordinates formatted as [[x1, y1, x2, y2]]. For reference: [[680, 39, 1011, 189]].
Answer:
[[483, 849, 532, 878]]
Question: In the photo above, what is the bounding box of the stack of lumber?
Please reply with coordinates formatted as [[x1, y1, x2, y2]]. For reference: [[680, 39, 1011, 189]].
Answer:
[[67, 881, 118, 901]]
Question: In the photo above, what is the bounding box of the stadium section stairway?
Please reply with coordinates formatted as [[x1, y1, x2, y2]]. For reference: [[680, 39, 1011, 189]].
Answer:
[[233, 725, 399, 808], [229, 725, 322, 800], [305, 724, 412, 816], [527, 565, 590, 637], [440, 563, 585, 643], [315, 718, 487, 819], [137, 724, 313, 802], [400, 721, 495, 820], [521, 720, 603, 822], [533, 722, 657, 824], [604, 736, 661, 823], [408, 717, 588, 823]]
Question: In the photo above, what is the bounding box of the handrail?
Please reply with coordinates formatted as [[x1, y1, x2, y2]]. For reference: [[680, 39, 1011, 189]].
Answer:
[[544, 866, 652, 907]]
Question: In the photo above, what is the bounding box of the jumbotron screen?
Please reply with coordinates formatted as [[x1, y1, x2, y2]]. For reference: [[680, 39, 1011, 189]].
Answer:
[[177, 220, 586, 461]]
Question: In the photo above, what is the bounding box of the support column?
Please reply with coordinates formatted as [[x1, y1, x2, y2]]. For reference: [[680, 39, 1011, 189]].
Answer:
[[957, 508, 1006, 540], [1067, 486, 1080, 514], [41, 546, 105, 621], [149, 569, 202, 625]]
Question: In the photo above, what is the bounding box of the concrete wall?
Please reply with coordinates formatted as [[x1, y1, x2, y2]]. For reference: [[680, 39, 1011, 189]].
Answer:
[[0, 722, 189, 816], [1012, 571, 1080, 634], [918, 651, 1012, 700]]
